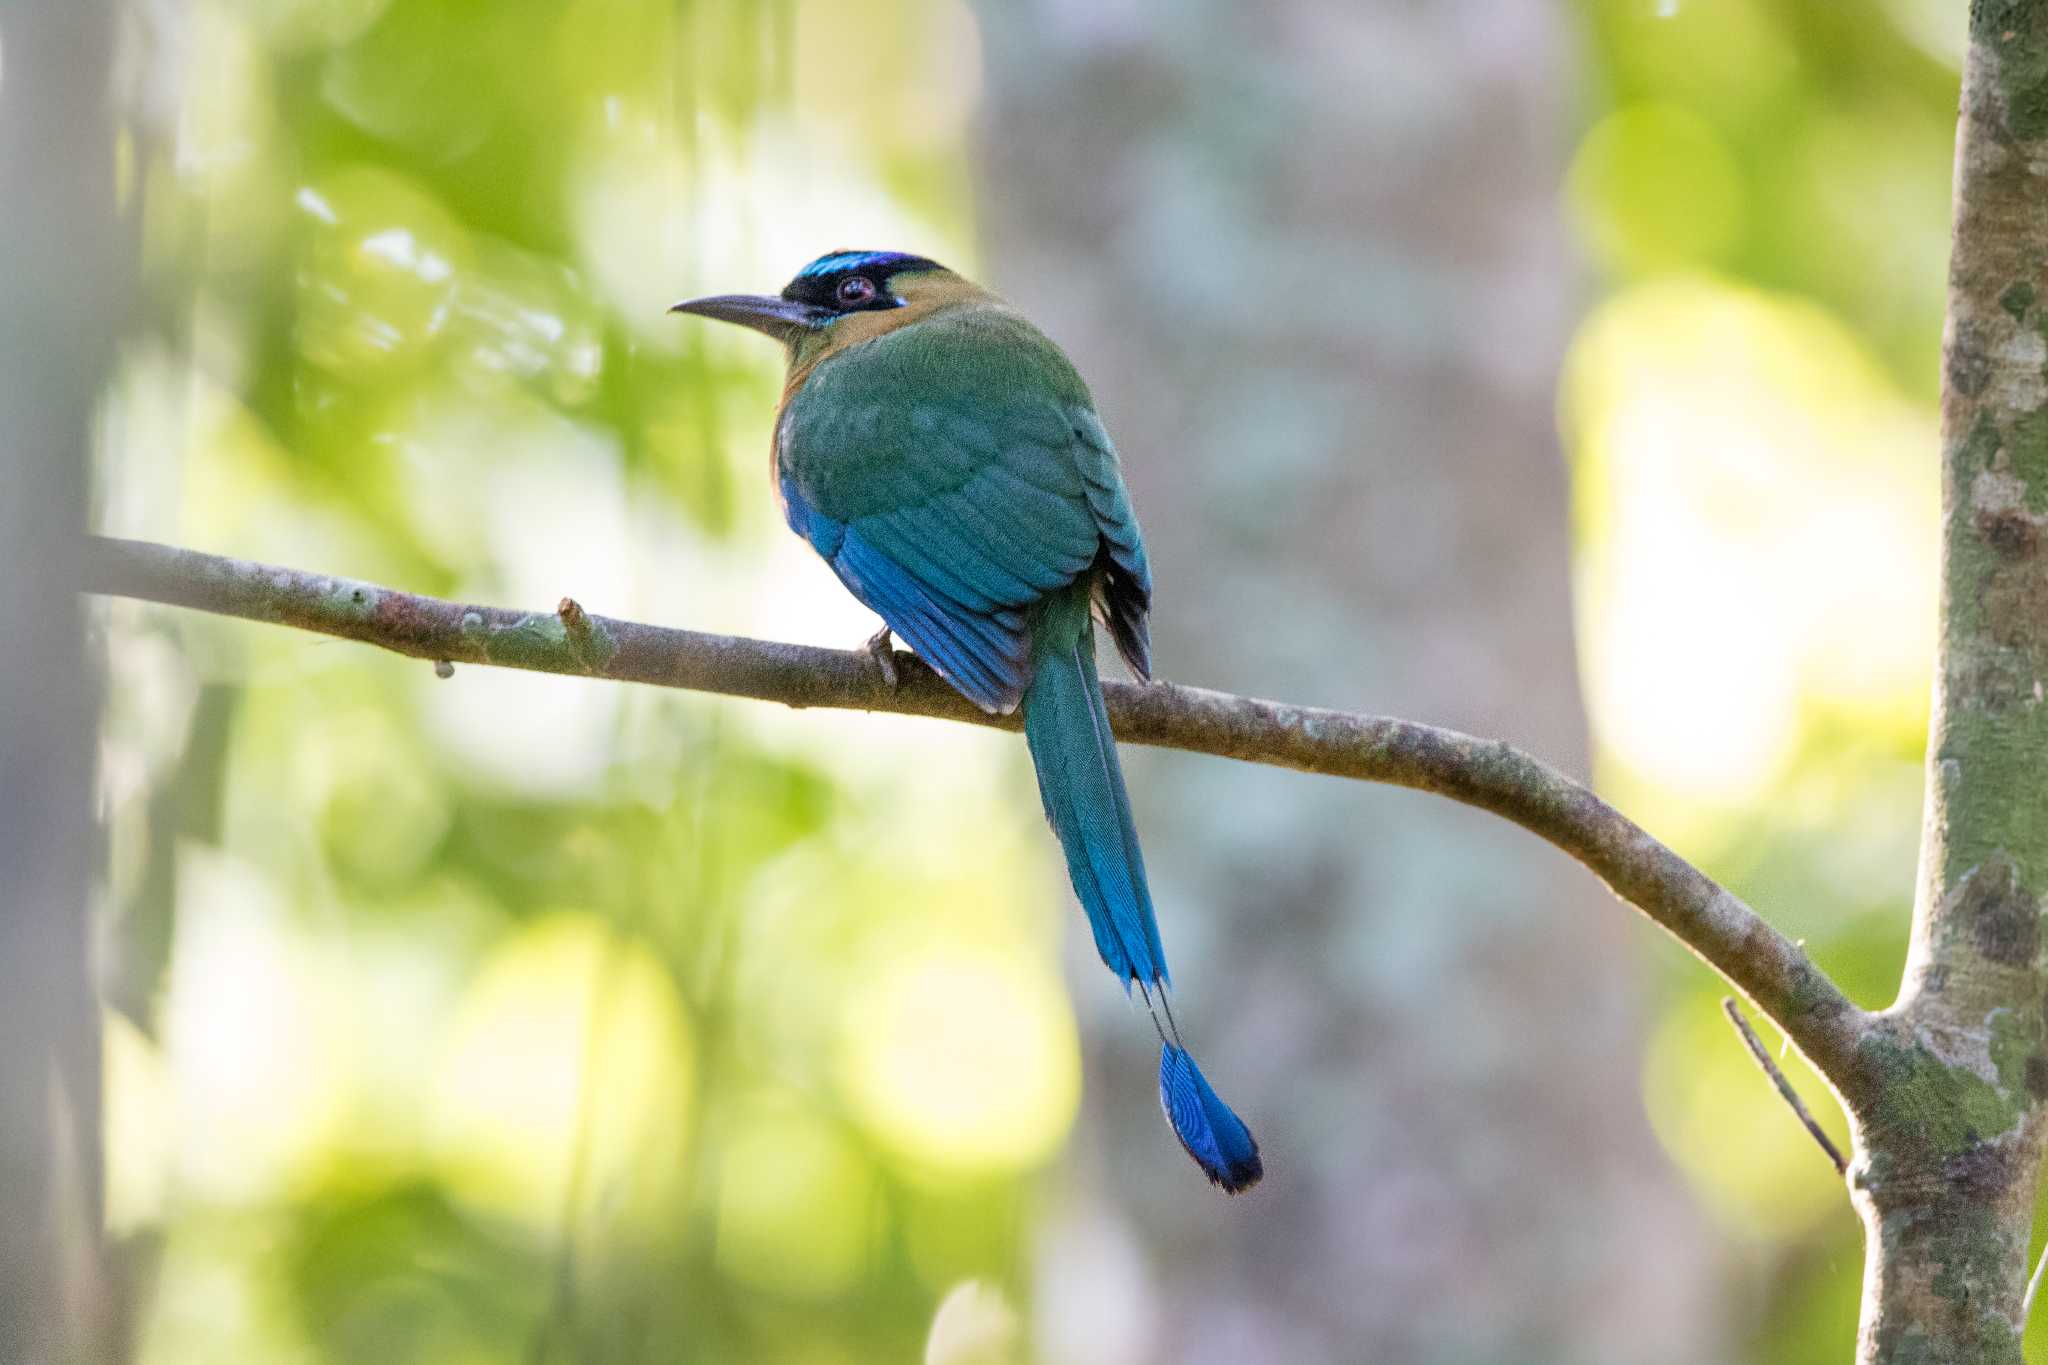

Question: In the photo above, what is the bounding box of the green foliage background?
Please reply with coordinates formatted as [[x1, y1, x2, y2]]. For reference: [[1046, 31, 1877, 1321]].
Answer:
[[93, 0, 2012, 1359]]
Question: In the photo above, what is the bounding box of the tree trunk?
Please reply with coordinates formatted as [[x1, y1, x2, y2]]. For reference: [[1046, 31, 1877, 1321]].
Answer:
[[1851, 3, 2048, 1360], [0, 2, 121, 1360], [972, 4, 1720, 1360]]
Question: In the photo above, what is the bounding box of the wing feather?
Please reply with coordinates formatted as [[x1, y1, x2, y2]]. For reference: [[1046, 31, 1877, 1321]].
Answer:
[[777, 307, 1154, 705]]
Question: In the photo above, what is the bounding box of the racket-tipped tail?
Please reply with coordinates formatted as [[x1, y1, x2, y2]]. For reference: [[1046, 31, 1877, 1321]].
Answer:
[[1158, 1042, 1262, 1194]]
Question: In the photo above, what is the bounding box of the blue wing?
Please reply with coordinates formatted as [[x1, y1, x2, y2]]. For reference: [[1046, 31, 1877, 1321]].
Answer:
[[796, 492, 1032, 712], [777, 316, 1149, 712]]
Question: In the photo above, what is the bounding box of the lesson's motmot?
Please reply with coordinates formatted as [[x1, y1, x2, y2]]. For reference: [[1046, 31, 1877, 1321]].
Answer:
[[673, 251, 1261, 1193]]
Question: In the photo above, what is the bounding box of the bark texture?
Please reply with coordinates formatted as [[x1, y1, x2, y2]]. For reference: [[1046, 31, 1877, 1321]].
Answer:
[[1851, 4, 2048, 1360]]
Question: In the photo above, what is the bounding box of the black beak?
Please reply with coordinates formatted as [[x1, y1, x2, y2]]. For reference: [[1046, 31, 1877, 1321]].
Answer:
[[668, 293, 831, 343]]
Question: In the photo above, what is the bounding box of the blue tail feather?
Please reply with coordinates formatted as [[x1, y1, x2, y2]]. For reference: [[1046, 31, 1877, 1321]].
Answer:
[[1159, 1043, 1262, 1193], [1021, 606, 1167, 988], [1024, 584, 1261, 1192]]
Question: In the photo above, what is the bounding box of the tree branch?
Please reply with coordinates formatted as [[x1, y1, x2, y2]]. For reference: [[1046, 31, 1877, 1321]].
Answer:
[[82, 533, 1873, 1086], [1721, 998, 1849, 1175]]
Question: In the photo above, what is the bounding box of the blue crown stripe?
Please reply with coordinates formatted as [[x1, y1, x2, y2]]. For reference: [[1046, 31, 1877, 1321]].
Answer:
[[797, 252, 877, 278], [795, 250, 942, 280]]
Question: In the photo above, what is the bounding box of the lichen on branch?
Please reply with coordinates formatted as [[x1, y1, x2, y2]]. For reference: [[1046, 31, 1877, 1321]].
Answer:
[[1846, 3, 2048, 1361]]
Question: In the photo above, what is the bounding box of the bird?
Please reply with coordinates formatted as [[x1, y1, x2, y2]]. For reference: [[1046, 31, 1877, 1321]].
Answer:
[[672, 250, 1261, 1194]]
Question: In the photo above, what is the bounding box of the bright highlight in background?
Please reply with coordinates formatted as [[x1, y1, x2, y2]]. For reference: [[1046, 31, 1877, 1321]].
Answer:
[[160, 847, 356, 1203], [837, 940, 1081, 1178], [1567, 104, 1745, 273], [431, 913, 695, 1238], [1564, 277, 1937, 802], [715, 1098, 879, 1298]]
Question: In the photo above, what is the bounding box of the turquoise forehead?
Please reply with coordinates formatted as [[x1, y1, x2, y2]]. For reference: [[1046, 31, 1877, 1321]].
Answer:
[[796, 250, 927, 279]]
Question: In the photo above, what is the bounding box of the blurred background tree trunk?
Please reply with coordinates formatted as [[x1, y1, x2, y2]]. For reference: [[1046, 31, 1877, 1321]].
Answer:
[[0, 1, 120, 1360], [974, 4, 1722, 1360]]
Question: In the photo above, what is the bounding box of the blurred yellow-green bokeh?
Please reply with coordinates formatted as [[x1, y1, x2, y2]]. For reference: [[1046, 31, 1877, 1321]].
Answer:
[[84, 0, 2009, 1359]]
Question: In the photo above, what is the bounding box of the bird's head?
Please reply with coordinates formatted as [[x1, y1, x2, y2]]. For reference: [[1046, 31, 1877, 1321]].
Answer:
[[669, 250, 981, 366]]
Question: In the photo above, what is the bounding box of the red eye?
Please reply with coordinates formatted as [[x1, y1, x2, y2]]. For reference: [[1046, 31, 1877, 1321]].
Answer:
[[836, 276, 878, 306]]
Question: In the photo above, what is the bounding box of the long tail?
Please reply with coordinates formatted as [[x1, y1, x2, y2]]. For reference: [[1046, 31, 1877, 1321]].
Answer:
[[1023, 584, 1262, 1193], [1022, 588, 1165, 989]]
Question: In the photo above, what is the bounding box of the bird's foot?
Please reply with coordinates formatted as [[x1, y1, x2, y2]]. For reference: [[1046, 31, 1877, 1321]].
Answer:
[[860, 626, 899, 691]]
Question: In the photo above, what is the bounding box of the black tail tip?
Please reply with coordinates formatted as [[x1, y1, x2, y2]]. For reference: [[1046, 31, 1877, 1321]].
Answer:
[[1158, 1042, 1264, 1194]]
